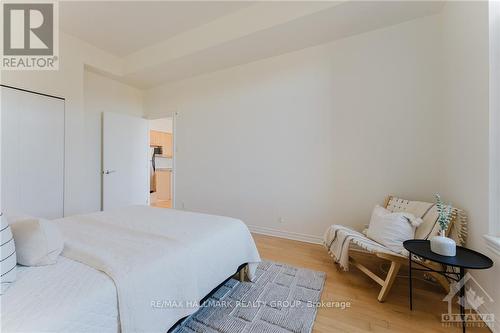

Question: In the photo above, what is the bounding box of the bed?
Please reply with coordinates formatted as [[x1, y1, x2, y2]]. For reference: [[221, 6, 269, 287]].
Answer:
[[1, 206, 261, 333]]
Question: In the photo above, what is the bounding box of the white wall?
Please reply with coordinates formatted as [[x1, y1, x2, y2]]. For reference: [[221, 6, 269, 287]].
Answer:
[[145, 15, 443, 240], [83, 70, 144, 212], [0, 32, 142, 215], [149, 118, 173, 133], [441, 2, 499, 331]]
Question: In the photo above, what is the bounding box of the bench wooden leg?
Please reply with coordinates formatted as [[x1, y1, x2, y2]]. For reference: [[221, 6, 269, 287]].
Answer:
[[429, 271, 450, 293], [377, 261, 401, 302]]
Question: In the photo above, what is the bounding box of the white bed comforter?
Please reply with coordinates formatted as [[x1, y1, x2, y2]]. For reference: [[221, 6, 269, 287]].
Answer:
[[1, 257, 119, 333], [56, 206, 261, 333]]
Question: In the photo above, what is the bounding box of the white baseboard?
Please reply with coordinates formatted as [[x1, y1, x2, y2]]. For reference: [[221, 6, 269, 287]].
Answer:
[[248, 225, 323, 245], [475, 301, 498, 333]]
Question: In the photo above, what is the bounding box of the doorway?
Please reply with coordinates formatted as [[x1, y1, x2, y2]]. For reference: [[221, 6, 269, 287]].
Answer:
[[149, 117, 174, 208]]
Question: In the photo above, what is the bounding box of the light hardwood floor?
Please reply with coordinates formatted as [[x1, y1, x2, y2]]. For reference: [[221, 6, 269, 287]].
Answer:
[[252, 233, 490, 333]]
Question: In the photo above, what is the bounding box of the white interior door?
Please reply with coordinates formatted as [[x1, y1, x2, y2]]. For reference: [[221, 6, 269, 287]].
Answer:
[[1, 86, 65, 219], [102, 112, 149, 211]]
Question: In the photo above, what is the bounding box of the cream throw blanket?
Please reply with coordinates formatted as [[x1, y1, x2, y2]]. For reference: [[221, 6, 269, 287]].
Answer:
[[323, 225, 397, 271]]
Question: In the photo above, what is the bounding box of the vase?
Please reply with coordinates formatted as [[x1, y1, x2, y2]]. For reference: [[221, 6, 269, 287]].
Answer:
[[430, 230, 456, 256]]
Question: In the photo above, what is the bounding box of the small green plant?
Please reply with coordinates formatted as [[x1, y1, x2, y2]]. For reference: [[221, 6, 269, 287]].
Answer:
[[435, 193, 453, 232]]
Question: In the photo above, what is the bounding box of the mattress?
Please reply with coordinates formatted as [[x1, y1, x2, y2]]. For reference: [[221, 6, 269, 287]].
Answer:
[[1, 257, 119, 333]]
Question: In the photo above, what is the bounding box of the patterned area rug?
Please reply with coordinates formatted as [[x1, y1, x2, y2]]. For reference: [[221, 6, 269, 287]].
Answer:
[[172, 261, 326, 333]]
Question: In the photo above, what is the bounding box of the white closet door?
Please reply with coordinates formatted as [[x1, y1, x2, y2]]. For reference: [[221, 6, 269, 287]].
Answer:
[[1, 86, 65, 219], [102, 112, 149, 211]]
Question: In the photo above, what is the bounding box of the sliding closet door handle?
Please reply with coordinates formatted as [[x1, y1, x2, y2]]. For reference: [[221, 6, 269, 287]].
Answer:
[[103, 170, 116, 175]]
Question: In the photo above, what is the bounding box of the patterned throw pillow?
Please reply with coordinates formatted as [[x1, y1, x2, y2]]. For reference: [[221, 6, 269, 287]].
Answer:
[[0, 214, 17, 294], [366, 205, 422, 254]]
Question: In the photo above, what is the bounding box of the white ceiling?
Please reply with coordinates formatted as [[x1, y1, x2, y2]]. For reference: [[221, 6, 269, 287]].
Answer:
[[59, 1, 444, 88], [60, 1, 251, 56]]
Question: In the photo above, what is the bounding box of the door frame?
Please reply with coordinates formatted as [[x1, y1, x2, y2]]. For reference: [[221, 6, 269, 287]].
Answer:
[[171, 112, 177, 208]]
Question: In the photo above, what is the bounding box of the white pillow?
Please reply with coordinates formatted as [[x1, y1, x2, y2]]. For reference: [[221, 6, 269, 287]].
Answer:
[[1, 214, 17, 294], [366, 205, 422, 254], [9, 217, 64, 266]]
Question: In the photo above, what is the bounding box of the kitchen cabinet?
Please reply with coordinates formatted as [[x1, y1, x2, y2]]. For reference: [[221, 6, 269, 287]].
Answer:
[[161, 133, 173, 157], [150, 130, 173, 157], [155, 169, 171, 201], [150, 130, 161, 147]]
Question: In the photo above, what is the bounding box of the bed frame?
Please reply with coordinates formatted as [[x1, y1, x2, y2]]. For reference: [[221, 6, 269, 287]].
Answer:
[[167, 263, 248, 332]]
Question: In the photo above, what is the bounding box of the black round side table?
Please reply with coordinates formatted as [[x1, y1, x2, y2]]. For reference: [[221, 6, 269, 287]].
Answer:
[[403, 240, 493, 333]]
